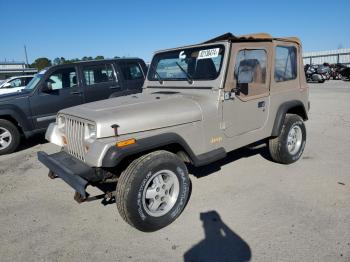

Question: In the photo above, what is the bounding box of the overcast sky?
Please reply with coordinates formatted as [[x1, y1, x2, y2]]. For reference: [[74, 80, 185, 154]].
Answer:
[[1, 0, 349, 63]]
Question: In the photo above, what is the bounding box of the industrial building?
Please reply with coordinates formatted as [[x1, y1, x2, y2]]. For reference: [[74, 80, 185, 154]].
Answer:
[[303, 48, 350, 66], [0, 61, 37, 80]]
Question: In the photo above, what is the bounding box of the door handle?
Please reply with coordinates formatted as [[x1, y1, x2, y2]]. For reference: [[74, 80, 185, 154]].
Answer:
[[70, 91, 82, 95]]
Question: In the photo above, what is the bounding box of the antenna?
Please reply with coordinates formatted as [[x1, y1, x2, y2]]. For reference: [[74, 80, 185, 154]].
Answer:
[[24, 45, 29, 67]]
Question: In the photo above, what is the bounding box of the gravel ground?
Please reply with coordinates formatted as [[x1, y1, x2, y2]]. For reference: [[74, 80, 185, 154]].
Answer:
[[0, 81, 349, 262]]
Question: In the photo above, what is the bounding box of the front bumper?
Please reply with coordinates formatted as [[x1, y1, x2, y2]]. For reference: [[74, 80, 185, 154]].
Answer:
[[37, 151, 94, 198]]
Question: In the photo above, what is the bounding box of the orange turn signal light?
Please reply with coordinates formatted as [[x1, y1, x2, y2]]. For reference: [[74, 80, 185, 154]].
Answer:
[[116, 138, 136, 148], [62, 136, 68, 145]]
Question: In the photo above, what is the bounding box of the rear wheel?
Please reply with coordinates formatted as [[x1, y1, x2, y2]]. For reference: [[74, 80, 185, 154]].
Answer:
[[116, 150, 190, 232], [268, 114, 306, 164], [0, 119, 21, 155]]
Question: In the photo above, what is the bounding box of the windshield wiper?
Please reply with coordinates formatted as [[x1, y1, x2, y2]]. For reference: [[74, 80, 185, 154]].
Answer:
[[150, 64, 163, 84], [154, 70, 163, 84], [176, 62, 193, 84]]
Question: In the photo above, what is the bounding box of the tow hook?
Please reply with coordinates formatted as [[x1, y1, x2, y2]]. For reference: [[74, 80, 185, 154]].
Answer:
[[48, 171, 58, 179], [74, 191, 88, 203]]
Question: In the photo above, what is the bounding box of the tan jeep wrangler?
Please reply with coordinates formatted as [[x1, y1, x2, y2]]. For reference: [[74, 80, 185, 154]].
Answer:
[[38, 33, 309, 232]]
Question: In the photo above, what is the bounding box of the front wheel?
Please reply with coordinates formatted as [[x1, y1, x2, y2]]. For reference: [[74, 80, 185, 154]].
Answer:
[[0, 119, 21, 155], [268, 114, 306, 164], [116, 150, 190, 232]]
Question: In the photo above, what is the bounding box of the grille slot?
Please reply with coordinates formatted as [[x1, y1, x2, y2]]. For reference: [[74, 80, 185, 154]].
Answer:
[[63, 116, 88, 161]]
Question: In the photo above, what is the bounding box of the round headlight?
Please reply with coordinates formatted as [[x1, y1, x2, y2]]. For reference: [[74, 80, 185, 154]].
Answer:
[[57, 116, 66, 131], [86, 124, 96, 140]]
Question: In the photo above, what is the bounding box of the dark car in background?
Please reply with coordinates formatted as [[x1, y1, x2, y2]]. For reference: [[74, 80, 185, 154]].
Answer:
[[0, 58, 147, 155]]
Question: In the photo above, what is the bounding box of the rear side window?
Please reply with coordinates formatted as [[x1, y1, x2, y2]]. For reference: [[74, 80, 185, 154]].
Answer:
[[234, 49, 267, 84], [120, 62, 144, 80], [274, 46, 297, 82], [83, 64, 115, 85]]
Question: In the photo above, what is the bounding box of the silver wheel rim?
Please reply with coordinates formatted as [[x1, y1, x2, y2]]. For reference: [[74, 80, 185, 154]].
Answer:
[[142, 170, 180, 217], [287, 125, 302, 155], [0, 127, 12, 150]]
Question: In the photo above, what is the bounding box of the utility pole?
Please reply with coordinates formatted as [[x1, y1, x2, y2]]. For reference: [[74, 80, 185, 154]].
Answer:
[[24, 45, 29, 67]]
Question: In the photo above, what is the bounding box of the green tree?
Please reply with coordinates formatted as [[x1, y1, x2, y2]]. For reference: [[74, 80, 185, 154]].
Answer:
[[31, 57, 52, 70], [53, 57, 60, 65], [95, 55, 105, 60]]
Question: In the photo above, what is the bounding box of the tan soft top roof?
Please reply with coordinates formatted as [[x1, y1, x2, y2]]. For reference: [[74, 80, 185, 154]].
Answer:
[[203, 32, 301, 45]]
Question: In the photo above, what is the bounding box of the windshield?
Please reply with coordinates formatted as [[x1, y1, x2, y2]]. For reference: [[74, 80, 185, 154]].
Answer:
[[24, 73, 44, 90], [148, 45, 225, 81]]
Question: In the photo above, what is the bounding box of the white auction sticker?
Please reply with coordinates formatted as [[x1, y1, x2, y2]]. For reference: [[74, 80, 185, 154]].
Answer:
[[197, 48, 220, 59]]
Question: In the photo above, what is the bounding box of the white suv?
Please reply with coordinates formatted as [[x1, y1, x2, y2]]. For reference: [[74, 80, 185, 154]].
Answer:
[[0, 75, 34, 95]]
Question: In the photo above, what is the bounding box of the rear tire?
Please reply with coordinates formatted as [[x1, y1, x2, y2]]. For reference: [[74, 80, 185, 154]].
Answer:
[[116, 150, 190, 232], [0, 119, 21, 155], [268, 114, 306, 164]]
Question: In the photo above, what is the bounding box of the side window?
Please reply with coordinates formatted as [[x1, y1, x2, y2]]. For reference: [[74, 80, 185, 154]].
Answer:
[[120, 62, 143, 80], [10, 78, 23, 88], [234, 49, 267, 84], [24, 77, 33, 85], [47, 67, 77, 90], [83, 64, 116, 86], [274, 46, 297, 82]]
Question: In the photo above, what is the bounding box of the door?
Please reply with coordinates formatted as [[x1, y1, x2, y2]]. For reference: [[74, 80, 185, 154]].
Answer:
[[223, 45, 270, 137], [82, 62, 121, 102], [29, 66, 84, 129], [118, 61, 145, 94]]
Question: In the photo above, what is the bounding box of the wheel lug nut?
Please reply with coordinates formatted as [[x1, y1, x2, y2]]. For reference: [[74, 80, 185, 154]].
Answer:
[[162, 185, 166, 189], [161, 197, 165, 201], [165, 190, 168, 195], [155, 195, 159, 200], [156, 187, 160, 192]]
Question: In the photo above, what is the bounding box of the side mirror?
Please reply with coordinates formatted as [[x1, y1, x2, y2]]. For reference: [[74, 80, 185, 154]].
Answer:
[[234, 83, 249, 96], [42, 81, 53, 93]]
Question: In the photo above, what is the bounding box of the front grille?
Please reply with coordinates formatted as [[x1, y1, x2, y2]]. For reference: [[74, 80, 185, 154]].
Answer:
[[62, 115, 88, 162]]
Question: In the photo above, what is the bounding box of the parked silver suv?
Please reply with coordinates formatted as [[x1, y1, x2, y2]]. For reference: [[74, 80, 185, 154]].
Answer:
[[38, 33, 309, 231]]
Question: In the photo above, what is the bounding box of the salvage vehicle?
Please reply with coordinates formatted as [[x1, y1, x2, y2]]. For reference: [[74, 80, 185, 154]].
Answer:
[[337, 63, 350, 81], [38, 33, 309, 232], [0, 58, 146, 155], [0, 75, 34, 95], [304, 64, 325, 83]]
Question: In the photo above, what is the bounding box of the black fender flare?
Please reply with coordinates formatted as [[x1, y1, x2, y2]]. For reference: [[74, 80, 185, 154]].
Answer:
[[102, 133, 226, 168], [271, 100, 308, 137], [0, 105, 32, 133]]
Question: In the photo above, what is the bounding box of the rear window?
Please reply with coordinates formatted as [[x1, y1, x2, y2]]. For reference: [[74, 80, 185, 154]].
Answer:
[[120, 62, 144, 80], [274, 46, 297, 82]]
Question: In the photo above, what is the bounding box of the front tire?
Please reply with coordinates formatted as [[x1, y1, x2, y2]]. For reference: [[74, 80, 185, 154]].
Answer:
[[0, 119, 21, 155], [116, 150, 190, 232], [268, 114, 306, 164]]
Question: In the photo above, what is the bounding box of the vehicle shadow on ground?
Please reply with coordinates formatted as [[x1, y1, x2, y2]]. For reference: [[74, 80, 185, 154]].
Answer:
[[189, 145, 271, 179], [17, 134, 48, 152], [184, 210, 251, 262]]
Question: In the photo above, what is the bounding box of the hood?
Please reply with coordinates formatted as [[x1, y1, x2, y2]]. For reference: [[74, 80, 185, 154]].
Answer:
[[0, 90, 30, 102], [60, 92, 203, 138]]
